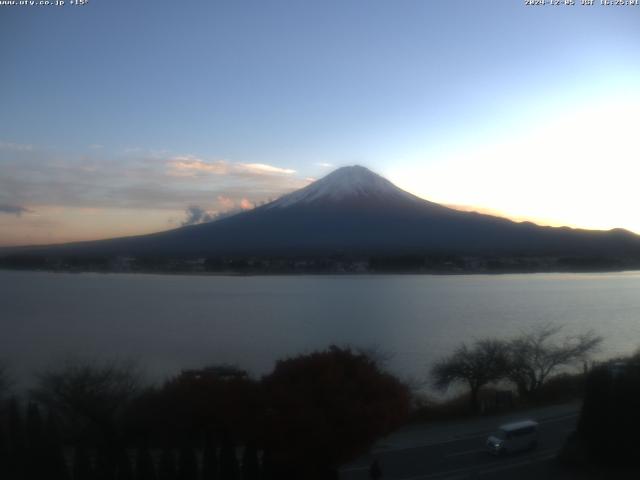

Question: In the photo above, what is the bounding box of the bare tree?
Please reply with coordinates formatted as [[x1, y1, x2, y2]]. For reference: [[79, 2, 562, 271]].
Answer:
[[31, 359, 142, 444], [506, 324, 602, 398], [431, 339, 508, 412]]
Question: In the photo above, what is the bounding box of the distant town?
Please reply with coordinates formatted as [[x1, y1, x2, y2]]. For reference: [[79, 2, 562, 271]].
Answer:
[[2, 253, 639, 275]]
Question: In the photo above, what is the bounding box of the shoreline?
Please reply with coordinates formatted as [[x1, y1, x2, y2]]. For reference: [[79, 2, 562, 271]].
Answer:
[[2, 266, 640, 278]]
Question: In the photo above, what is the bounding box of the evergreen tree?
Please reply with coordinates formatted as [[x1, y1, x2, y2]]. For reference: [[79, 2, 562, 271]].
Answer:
[[45, 411, 70, 480], [369, 459, 382, 480], [26, 402, 44, 450], [219, 433, 239, 480], [158, 447, 177, 480], [73, 444, 94, 480], [95, 447, 116, 480], [177, 444, 198, 480], [0, 419, 7, 474], [136, 444, 157, 480], [7, 398, 25, 479], [201, 436, 218, 480], [324, 468, 339, 480], [260, 448, 274, 480], [25, 402, 46, 480], [44, 411, 70, 480], [114, 448, 134, 480], [240, 442, 259, 480]]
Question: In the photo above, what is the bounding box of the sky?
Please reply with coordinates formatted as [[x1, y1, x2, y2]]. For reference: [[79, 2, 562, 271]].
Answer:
[[1, 0, 639, 246]]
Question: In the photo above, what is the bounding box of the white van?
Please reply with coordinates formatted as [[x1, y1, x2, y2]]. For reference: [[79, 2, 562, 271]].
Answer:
[[485, 420, 538, 455]]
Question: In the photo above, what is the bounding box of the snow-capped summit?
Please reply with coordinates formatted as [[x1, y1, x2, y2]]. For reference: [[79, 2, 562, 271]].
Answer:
[[267, 165, 422, 209]]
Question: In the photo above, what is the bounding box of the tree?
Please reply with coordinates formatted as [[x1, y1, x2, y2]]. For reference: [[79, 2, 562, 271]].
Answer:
[[25, 402, 46, 480], [260, 448, 275, 480], [73, 445, 93, 480], [369, 459, 382, 480], [7, 398, 26, 479], [157, 448, 177, 480], [26, 402, 44, 450], [136, 444, 157, 480], [114, 448, 133, 480], [573, 361, 640, 465], [506, 325, 602, 399], [431, 339, 509, 412], [177, 444, 198, 480], [94, 446, 116, 480], [0, 416, 7, 476], [241, 442, 260, 480], [43, 411, 70, 480], [31, 359, 142, 446], [219, 432, 239, 480], [0, 363, 11, 401], [262, 346, 410, 478], [201, 436, 219, 480], [129, 365, 260, 445]]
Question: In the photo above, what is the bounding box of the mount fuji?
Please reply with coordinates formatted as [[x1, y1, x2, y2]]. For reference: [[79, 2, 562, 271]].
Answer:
[[5, 165, 640, 260]]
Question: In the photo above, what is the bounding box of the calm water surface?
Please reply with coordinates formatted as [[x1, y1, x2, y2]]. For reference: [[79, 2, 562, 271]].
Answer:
[[2, 270, 640, 388]]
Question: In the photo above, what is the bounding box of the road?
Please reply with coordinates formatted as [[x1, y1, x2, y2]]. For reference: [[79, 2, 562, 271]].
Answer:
[[340, 404, 579, 480]]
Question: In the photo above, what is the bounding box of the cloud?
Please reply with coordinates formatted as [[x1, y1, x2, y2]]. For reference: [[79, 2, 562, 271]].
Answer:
[[0, 145, 312, 244], [217, 195, 235, 210], [239, 198, 253, 210], [0, 204, 30, 216], [181, 205, 215, 226], [239, 163, 296, 175], [315, 162, 333, 168], [169, 157, 229, 176], [180, 198, 253, 227], [167, 157, 296, 178], [0, 141, 34, 152], [0, 147, 308, 218]]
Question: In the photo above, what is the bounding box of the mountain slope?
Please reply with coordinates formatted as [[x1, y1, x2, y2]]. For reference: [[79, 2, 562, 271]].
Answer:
[[4, 165, 640, 259]]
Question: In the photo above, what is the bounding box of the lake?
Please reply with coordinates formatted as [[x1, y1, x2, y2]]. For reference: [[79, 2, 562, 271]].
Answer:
[[2, 270, 640, 390]]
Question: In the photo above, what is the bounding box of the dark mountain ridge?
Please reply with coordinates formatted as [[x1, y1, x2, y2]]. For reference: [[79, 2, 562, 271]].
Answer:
[[2, 166, 640, 262]]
